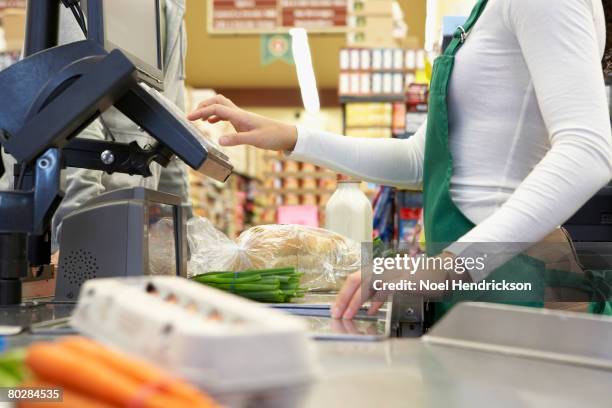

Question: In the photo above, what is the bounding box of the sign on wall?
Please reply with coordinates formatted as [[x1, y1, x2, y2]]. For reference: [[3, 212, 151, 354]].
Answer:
[[208, 0, 348, 34], [0, 0, 26, 10]]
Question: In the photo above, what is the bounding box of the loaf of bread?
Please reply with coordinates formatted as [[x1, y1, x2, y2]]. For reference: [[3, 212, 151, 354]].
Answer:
[[187, 218, 361, 292], [236, 225, 361, 291]]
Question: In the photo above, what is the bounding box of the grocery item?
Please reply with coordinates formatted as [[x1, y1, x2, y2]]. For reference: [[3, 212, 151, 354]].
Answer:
[[0, 348, 28, 387], [13, 336, 218, 408], [325, 176, 373, 243], [301, 163, 316, 172], [192, 267, 305, 303], [277, 205, 319, 226], [373, 186, 395, 242], [302, 193, 318, 205], [284, 177, 299, 189], [71, 277, 316, 404], [285, 193, 300, 205], [284, 160, 300, 172], [188, 217, 361, 291]]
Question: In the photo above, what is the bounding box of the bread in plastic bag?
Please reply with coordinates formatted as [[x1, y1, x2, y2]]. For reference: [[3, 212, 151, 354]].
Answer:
[[187, 217, 361, 291]]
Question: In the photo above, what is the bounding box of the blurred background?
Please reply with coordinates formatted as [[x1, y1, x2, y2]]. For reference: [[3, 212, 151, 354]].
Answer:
[[0, 0, 476, 242]]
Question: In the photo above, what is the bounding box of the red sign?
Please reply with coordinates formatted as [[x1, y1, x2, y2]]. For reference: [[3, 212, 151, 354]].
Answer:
[[0, 0, 26, 10], [210, 0, 347, 33]]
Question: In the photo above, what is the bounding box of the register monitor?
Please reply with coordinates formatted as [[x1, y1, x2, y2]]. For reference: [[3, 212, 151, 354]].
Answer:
[[84, 0, 233, 181], [86, 0, 164, 90]]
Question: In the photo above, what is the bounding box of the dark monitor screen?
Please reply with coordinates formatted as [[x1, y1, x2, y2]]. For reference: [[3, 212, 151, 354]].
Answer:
[[86, 0, 164, 90]]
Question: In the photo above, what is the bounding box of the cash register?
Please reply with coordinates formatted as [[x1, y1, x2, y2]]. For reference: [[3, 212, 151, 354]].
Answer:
[[0, 0, 233, 305]]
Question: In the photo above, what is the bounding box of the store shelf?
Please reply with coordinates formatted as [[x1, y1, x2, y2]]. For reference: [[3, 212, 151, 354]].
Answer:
[[345, 125, 393, 129], [268, 204, 327, 210], [339, 95, 406, 103], [231, 171, 261, 181], [260, 188, 334, 195], [263, 154, 289, 161], [339, 68, 416, 73], [263, 171, 336, 179]]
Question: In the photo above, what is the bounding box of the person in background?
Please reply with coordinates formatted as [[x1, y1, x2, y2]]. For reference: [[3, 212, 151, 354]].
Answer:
[[188, 0, 612, 321], [0, 0, 191, 257]]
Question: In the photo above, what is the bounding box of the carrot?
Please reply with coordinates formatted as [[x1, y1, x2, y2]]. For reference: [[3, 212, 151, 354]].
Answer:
[[25, 342, 195, 408], [18, 378, 117, 408], [57, 337, 218, 407]]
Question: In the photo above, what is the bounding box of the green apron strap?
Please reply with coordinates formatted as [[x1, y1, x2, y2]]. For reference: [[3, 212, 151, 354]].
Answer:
[[420, 0, 612, 324], [444, 0, 489, 56]]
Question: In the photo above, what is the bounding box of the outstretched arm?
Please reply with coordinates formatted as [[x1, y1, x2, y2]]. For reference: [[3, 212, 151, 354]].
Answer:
[[187, 95, 426, 189]]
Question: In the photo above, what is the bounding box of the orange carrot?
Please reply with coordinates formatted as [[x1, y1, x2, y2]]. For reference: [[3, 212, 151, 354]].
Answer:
[[25, 342, 195, 408], [57, 337, 218, 407], [18, 378, 117, 408]]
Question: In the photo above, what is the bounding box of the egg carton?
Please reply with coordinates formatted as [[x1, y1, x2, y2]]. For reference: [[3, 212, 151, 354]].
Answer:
[[70, 276, 317, 404]]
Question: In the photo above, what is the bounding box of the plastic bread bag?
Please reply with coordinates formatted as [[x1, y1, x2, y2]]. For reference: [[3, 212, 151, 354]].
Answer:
[[187, 217, 253, 273], [187, 217, 362, 291]]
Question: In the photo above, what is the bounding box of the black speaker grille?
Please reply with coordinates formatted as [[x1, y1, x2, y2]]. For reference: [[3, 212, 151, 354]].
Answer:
[[62, 249, 99, 288]]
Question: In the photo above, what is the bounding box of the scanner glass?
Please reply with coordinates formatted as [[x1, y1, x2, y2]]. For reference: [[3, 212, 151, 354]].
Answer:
[[148, 203, 176, 276]]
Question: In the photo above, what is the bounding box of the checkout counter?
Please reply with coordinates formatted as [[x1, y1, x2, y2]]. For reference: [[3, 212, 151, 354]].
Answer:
[[0, 2, 610, 407], [2, 298, 612, 407]]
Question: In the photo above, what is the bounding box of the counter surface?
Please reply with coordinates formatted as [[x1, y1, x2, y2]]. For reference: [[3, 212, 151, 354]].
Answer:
[[306, 339, 612, 408], [2, 302, 611, 408]]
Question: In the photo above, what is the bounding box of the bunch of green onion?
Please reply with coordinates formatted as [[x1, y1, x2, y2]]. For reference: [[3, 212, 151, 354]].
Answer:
[[0, 349, 28, 387], [191, 267, 305, 303]]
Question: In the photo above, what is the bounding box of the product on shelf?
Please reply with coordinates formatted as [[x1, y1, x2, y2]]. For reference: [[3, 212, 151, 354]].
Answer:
[[302, 178, 318, 189], [302, 163, 316, 172], [285, 193, 300, 205], [325, 176, 373, 243], [277, 205, 319, 226], [345, 102, 393, 127], [284, 177, 300, 189], [350, 0, 394, 15], [397, 207, 423, 254], [372, 186, 396, 243], [346, 128, 392, 138], [392, 102, 407, 136], [339, 47, 427, 97], [284, 160, 300, 173], [262, 154, 337, 226], [347, 16, 395, 48]]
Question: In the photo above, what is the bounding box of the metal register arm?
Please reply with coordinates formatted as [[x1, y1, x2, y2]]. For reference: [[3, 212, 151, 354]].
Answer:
[[0, 1, 232, 305]]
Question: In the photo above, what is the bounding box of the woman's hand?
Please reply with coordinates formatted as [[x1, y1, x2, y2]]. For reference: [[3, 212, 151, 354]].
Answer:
[[187, 94, 298, 151], [332, 252, 465, 320], [332, 271, 385, 320]]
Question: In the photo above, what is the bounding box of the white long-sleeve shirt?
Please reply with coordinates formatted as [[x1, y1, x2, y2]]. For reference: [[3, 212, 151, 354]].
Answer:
[[290, 0, 612, 278]]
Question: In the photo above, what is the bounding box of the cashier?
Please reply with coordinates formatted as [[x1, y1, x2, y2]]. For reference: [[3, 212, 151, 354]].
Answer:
[[189, 0, 612, 320]]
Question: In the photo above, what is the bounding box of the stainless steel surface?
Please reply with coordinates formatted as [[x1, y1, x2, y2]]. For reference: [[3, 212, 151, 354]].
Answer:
[[300, 316, 387, 341], [0, 301, 73, 328], [273, 303, 390, 340], [305, 339, 612, 408], [1, 302, 611, 407], [424, 302, 612, 370], [389, 293, 424, 337]]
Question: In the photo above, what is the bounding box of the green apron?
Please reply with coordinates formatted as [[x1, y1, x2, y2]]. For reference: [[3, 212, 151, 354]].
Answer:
[[421, 0, 612, 325]]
